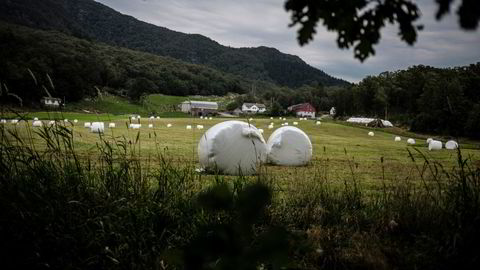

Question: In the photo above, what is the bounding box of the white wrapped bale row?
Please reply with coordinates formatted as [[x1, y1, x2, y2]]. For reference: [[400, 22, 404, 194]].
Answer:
[[129, 124, 141, 129], [90, 122, 104, 133], [347, 117, 394, 127], [109, 123, 116, 128], [197, 125, 204, 130], [428, 140, 442, 151], [395, 136, 401, 142], [198, 121, 267, 175], [32, 120, 43, 127], [368, 131, 374, 136], [84, 122, 91, 128], [407, 138, 416, 145], [11, 119, 18, 124], [445, 140, 458, 150], [267, 126, 312, 166]]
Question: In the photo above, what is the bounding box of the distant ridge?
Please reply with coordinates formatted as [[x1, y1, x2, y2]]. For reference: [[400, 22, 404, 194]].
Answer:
[[0, 0, 349, 87]]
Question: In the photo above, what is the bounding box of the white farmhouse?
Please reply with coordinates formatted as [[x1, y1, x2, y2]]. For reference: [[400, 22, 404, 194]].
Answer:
[[41, 97, 62, 107], [241, 103, 266, 114]]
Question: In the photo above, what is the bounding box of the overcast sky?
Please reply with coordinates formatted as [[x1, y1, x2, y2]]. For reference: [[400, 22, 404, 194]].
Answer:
[[95, 0, 479, 83]]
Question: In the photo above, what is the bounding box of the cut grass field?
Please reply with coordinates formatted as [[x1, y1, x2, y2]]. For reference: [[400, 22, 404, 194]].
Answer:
[[2, 112, 480, 269], [3, 114, 479, 191]]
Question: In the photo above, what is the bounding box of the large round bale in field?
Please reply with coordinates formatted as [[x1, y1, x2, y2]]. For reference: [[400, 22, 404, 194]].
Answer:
[[90, 122, 104, 133], [445, 140, 458, 150], [407, 138, 416, 145], [198, 120, 267, 175], [428, 140, 442, 151], [266, 126, 312, 166]]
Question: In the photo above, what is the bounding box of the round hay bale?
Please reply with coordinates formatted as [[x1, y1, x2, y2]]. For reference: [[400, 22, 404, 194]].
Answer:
[[150, 116, 154, 119], [167, 123, 172, 128], [0, 119, 6, 124], [196, 125, 204, 129], [266, 126, 312, 166], [73, 119, 78, 123], [109, 123, 116, 128], [148, 124, 153, 128], [268, 125, 274, 129], [33, 117, 38, 121], [84, 122, 91, 128], [270, 117, 273, 120], [394, 136, 401, 142], [428, 140, 442, 151], [11, 119, 18, 124], [316, 121, 321, 125], [49, 121, 56, 126], [129, 123, 141, 129], [186, 125, 192, 129], [64, 119, 68, 123], [445, 140, 458, 150], [32, 120, 43, 127], [407, 138, 416, 145], [293, 122, 298, 125], [90, 122, 104, 133], [198, 120, 267, 175], [426, 138, 433, 144], [200, 116, 203, 119], [156, 116, 160, 119], [368, 131, 374, 136]]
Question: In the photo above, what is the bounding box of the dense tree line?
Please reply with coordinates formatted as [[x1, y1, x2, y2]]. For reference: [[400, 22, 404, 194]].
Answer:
[[0, 23, 255, 105]]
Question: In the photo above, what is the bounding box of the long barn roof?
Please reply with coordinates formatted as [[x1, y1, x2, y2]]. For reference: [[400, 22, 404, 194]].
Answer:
[[182, 100, 218, 109]]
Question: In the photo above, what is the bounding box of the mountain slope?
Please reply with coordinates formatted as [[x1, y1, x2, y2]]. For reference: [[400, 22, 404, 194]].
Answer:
[[0, 0, 349, 87]]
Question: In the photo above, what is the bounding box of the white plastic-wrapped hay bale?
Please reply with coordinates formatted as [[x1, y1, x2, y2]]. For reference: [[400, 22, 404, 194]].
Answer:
[[32, 120, 43, 127], [428, 140, 442, 151], [209, 117, 213, 120], [407, 138, 416, 145], [129, 123, 141, 129], [270, 117, 273, 120], [167, 123, 172, 128], [90, 122, 104, 133], [368, 131, 374, 136], [284, 122, 289, 126], [197, 125, 204, 130], [73, 119, 78, 123], [148, 124, 153, 128], [200, 116, 203, 119], [0, 119, 6, 124], [33, 117, 38, 121], [266, 126, 312, 166], [64, 119, 68, 123], [109, 123, 116, 128], [249, 118, 253, 122], [136, 115, 141, 119], [131, 116, 136, 121], [156, 116, 160, 119], [445, 140, 458, 150], [268, 124, 274, 129], [49, 121, 56, 126], [84, 122, 91, 128], [150, 116, 154, 119], [283, 118, 287, 121], [316, 121, 321, 125], [394, 136, 401, 142], [198, 120, 267, 175], [11, 119, 18, 124], [426, 138, 433, 144], [293, 122, 298, 125]]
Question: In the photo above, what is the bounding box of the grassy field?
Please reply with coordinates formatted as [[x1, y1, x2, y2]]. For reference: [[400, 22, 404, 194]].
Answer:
[[2, 112, 480, 269], [3, 114, 479, 191]]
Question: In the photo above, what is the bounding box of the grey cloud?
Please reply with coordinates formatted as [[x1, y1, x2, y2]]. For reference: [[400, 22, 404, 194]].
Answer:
[[95, 0, 480, 83]]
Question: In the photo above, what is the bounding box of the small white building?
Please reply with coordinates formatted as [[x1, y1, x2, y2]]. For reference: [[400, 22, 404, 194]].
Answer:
[[41, 97, 62, 107], [180, 100, 218, 116], [241, 103, 266, 114]]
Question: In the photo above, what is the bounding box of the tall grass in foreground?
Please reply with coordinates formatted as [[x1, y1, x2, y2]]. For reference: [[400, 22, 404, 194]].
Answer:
[[0, 125, 479, 270]]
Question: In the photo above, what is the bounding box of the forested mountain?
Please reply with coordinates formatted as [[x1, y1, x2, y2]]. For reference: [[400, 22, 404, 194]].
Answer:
[[0, 22, 283, 104], [0, 0, 349, 87]]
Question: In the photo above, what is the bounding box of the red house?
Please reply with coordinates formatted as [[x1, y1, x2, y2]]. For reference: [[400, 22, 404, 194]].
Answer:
[[287, 103, 316, 118]]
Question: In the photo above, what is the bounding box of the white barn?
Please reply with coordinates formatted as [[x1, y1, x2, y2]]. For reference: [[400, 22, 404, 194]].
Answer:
[[180, 100, 218, 116]]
